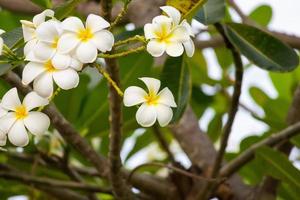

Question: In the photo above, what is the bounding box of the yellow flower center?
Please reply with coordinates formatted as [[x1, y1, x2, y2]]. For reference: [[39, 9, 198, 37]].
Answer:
[[51, 37, 59, 49], [15, 105, 28, 120], [44, 60, 56, 73], [155, 23, 172, 43], [77, 28, 93, 42], [145, 91, 160, 105]]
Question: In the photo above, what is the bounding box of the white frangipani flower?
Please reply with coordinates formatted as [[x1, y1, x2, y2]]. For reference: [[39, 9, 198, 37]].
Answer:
[[0, 103, 8, 146], [33, 20, 83, 70], [21, 9, 54, 56], [22, 55, 80, 98], [0, 88, 50, 147], [0, 29, 5, 56], [123, 77, 177, 127], [57, 14, 114, 63], [144, 6, 195, 57]]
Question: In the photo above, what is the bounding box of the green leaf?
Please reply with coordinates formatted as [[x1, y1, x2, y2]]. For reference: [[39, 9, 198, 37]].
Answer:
[[166, 0, 208, 20], [207, 113, 223, 142], [2, 27, 23, 48], [30, 0, 52, 8], [161, 56, 191, 122], [195, 0, 225, 25], [54, 0, 83, 20], [249, 5, 272, 27], [224, 23, 299, 72], [256, 146, 300, 189]]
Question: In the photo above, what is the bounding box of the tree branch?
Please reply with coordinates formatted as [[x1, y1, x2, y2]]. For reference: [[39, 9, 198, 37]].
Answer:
[[220, 120, 300, 177]]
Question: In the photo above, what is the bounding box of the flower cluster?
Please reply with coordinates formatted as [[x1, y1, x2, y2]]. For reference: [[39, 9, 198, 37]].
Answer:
[[21, 10, 114, 98], [144, 6, 195, 57], [0, 5, 191, 147], [0, 29, 4, 56]]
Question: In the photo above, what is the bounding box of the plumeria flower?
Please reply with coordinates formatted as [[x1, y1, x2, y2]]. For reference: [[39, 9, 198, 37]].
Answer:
[[123, 77, 177, 127], [0, 103, 8, 146], [0, 29, 5, 56], [21, 9, 54, 57], [0, 88, 50, 147], [33, 20, 83, 70], [57, 14, 114, 63], [22, 54, 80, 98], [144, 6, 195, 57]]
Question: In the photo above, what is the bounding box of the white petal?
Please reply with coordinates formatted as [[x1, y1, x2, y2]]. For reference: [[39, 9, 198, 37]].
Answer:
[[24, 112, 50, 136], [34, 41, 55, 61], [152, 15, 173, 24], [62, 17, 84, 33], [21, 20, 35, 42], [0, 29, 5, 35], [156, 104, 173, 127], [136, 103, 157, 127], [146, 40, 166, 57], [123, 86, 147, 107], [166, 42, 184, 57], [8, 120, 29, 147], [160, 6, 181, 25], [57, 33, 80, 54], [33, 73, 54, 98], [23, 92, 49, 111], [36, 20, 60, 43], [139, 77, 161, 95], [91, 30, 114, 52], [0, 106, 8, 118], [1, 88, 21, 111], [22, 62, 46, 85], [70, 58, 83, 71], [52, 53, 71, 69], [33, 9, 54, 27], [0, 113, 16, 133], [53, 68, 79, 90], [76, 42, 98, 63], [0, 131, 6, 146], [183, 39, 195, 57], [181, 19, 194, 36], [157, 88, 177, 107], [169, 26, 190, 43], [144, 23, 157, 39], [86, 14, 110, 33], [24, 39, 37, 56]]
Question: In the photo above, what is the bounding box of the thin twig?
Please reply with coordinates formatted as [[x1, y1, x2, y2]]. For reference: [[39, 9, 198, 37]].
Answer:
[[152, 125, 176, 163], [221, 119, 300, 177], [110, 0, 133, 30], [98, 45, 146, 59], [127, 162, 224, 183]]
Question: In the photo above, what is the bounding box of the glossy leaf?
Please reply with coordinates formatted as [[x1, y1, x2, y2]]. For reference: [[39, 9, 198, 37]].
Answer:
[[195, 0, 225, 25], [256, 146, 300, 189], [207, 113, 223, 142], [249, 5, 273, 27], [224, 23, 299, 72], [161, 56, 191, 122]]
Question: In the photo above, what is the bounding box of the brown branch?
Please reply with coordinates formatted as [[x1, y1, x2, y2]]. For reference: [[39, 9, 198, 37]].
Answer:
[[210, 23, 244, 178], [0, 170, 112, 194], [220, 120, 300, 177], [128, 162, 223, 183]]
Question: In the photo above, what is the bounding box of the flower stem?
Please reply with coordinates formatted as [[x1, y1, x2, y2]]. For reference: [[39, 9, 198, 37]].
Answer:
[[98, 45, 145, 59], [94, 63, 124, 97], [109, 0, 133, 30], [114, 35, 146, 47], [37, 88, 61, 111]]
